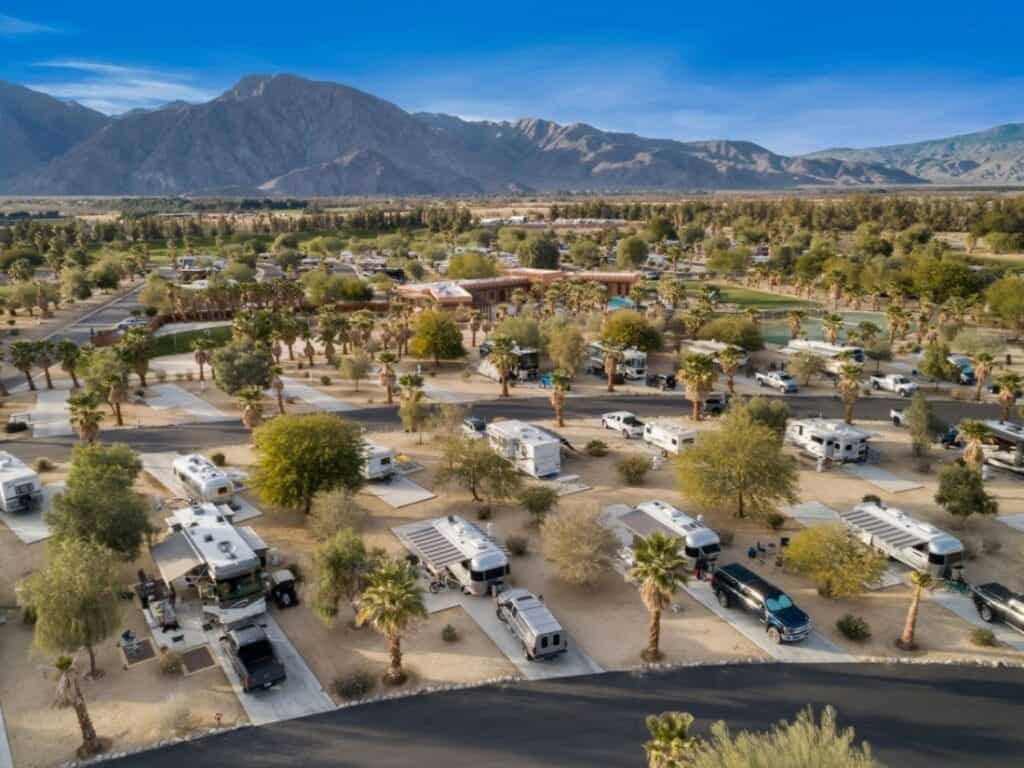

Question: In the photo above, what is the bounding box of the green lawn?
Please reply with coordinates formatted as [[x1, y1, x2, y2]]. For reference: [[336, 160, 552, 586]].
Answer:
[[150, 325, 232, 357], [684, 281, 816, 309]]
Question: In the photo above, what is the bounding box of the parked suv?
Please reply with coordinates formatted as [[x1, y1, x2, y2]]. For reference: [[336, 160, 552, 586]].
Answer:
[[973, 582, 1024, 631], [711, 563, 811, 644], [646, 373, 677, 391]]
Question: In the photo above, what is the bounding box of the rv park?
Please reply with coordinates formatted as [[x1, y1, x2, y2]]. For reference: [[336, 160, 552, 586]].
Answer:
[[2, 197, 1024, 766]]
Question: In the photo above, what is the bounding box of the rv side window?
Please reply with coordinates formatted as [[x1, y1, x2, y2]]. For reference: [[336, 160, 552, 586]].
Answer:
[[684, 545, 700, 558], [380, 457, 391, 466], [671, 439, 678, 447], [216, 486, 228, 495], [811, 436, 823, 445], [541, 636, 549, 649], [927, 552, 946, 565], [552, 634, 560, 646]]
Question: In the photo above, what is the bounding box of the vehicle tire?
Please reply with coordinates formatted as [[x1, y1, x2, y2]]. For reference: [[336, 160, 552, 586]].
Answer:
[[979, 604, 994, 623], [767, 626, 782, 644], [872, 381, 881, 391], [429, 582, 441, 594], [716, 590, 730, 609], [892, 416, 900, 425], [602, 420, 609, 430], [623, 430, 630, 439], [758, 379, 766, 387]]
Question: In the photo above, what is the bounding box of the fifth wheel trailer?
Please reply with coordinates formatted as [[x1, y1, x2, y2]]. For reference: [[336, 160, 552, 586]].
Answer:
[[0, 451, 42, 514]]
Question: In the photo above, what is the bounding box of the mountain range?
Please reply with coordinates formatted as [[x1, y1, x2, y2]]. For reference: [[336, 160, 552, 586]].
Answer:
[[1, 74, 1022, 196]]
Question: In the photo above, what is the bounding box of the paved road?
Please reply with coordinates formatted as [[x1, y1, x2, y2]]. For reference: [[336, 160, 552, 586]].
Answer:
[[105, 663, 1024, 768]]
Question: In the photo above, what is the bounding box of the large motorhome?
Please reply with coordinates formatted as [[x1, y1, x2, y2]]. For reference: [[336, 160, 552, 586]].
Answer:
[[478, 340, 540, 382], [0, 451, 42, 514], [486, 420, 561, 478], [495, 589, 568, 660], [172, 454, 235, 505], [785, 418, 870, 463], [585, 341, 647, 380], [982, 420, 1024, 475], [396, 515, 510, 596], [840, 501, 964, 580], [683, 339, 749, 369], [619, 500, 721, 571], [642, 422, 697, 456], [362, 442, 397, 481], [154, 502, 268, 625], [782, 339, 865, 365]]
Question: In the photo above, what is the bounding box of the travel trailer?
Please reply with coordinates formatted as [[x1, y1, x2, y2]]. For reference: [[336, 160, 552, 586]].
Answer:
[[683, 339, 749, 368], [642, 422, 697, 456], [172, 454, 235, 505], [782, 339, 865, 365], [785, 418, 870, 463], [396, 515, 510, 596], [840, 501, 964, 580], [585, 341, 647, 380], [982, 420, 1024, 475], [477, 341, 540, 382], [486, 420, 561, 478], [0, 451, 42, 514], [362, 442, 397, 481], [153, 502, 268, 625], [618, 500, 721, 571], [495, 589, 568, 660]]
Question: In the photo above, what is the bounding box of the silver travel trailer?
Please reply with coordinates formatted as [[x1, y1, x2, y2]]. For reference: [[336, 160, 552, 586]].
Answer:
[[0, 451, 42, 514], [152, 502, 268, 625], [486, 420, 562, 478], [395, 515, 510, 596], [618, 500, 721, 572], [982, 420, 1024, 475], [782, 339, 865, 364], [683, 339, 749, 369], [785, 418, 870, 463], [586, 341, 647, 380], [362, 442, 397, 480], [642, 422, 697, 456], [840, 501, 964, 580], [172, 454, 235, 505], [495, 589, 568, 660]]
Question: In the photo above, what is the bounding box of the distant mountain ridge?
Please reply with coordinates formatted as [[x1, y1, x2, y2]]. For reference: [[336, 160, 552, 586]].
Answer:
[[0, 73, 1019, 195]]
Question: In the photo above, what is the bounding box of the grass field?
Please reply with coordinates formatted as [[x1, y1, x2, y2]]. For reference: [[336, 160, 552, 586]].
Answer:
[[151, 325, 231, 357], [685, 281, 815, 309]]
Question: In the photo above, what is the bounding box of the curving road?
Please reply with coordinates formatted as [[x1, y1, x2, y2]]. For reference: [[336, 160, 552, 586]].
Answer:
[[104, 662, 1024, 768]]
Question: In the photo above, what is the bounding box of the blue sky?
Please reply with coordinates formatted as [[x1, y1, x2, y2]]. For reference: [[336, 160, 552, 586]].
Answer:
[[1, 2, 1021, 155]]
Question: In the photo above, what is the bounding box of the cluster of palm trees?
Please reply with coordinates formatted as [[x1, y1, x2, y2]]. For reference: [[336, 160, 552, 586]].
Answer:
[[5, 338, 81, 393], [161, 276, 305, 322]]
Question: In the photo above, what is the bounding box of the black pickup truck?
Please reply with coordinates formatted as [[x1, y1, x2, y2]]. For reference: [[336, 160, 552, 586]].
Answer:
[[711, 563, 811, 644], [221, 624, 287, 692], [972, 582, 1024, 632]]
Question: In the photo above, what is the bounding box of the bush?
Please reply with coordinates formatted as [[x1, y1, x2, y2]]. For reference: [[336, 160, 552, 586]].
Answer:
[[836, 614, 871, 642], [156, 369, 168, 382], [617, 454, 653, 485], [541, 507, 619, 586], [585, 439, 608, 457], [518, 486, 559, 525], [506, 535, 529, 556], [334, 669, 376, 700], [441, 624, 459, 643], [862, 494, 881, 505], [159, 649, 183, 675], [970, 627, 997, 647], [210, 451, 226, 467], [309, 489, 368, 540], [21, 605, 36, 624], [32, 457, 54, 472], [320, 375, 332, 386], [718, 528, 735, 548], [476, 505, 492, 521], [765, 512, 786, 530]]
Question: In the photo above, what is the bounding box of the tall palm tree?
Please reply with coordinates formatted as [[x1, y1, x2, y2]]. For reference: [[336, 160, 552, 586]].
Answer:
[[822, 313, 844, 346], [997, 372, 1022, 421], [549, 369, 571, 427], [602, 344, 624, 393], [644, 712, 699, 768], [34, 340, 57, 390], [237, 386, 263, 431], [970, 352, 994, 401], [271, 368, 286, 415], [885, 305, 908, 344], [629, 532, 687, 662], [377, 351, 399, 405], [54, 655, 106, 758], [191, 336, 217, 382], [68, 391, 104, 444], [57, 339, 81, 388], [897, 571, 932, 650], [837, 363, 862, 424], [678, 353, 717, 421], [356, 558, 427, 685], [489, 335, 519, 398], [468, 309, 482, 348], [717, 346, 743, 396], [958, 419, 990, 468], [787, 310, 805, 341], [8, 340, 38, 390]]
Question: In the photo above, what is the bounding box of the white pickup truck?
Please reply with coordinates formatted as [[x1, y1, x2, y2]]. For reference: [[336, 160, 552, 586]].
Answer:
[[754, 370, 799, 393], [869, 374, 918, 397]]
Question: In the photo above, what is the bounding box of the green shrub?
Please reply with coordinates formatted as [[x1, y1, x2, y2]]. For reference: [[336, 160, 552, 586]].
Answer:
[[476, 505, 492, 521], [334, 669, 376, 700], [210, 451, 226, 467], [506, 535, 528, 556], [970, 627, 997, 647], [441, 624, 459, 643], [616, 454, 652, 485], [836, 614, 871, 642], [765, 512, 786, 530], [585, 439, 608, 457], [320, 375, 332, 386], [32, 457, 54, 472], [518, 486, 559, 525], [21, 605, 37, 625]]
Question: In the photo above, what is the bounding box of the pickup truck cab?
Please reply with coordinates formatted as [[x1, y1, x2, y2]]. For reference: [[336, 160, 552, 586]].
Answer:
[[703, 392, 730, 416], [870, 374, 918, 397], [890, 408, 906, 426], [462, 416, 487, 439], [221, 624, 287, 693], [645, 373, 677, 391], [601, 411, 645, 439], [711, 563, 811, 644], [973, 582, 1024, 632], [947, 355, 975, 385], [755, 370, 799, 393]]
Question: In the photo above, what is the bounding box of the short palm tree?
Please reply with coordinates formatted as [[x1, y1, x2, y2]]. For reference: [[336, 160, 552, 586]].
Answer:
[[897, 571, 932, 650], [787, 310, 805, 340], [356, 558, 427, 685], [54, 655, 107, 758], [377, 350, 399, 405], [678, 353, 717, 421], [238, 386, 264, 431], [958, 419, 990, 468], [68, 391, 104, 444], [644, 711, 699, 768], [191, 336, 217, 382], [822, 313, 844, 345], [717, 346, 743, 396], [107, 376, 128, 427], [970, 352, 994, 401], [489, 335, 519, 398], [549, 369, 571, 427], [602, 344, 624, 393], [57, 339, 81, 388], [629, 532, 687, 662], [837, 363, 862, 424], [8, 339, 38, 390], [271, 367, 286, 415], [997, 372, 1022, 421]]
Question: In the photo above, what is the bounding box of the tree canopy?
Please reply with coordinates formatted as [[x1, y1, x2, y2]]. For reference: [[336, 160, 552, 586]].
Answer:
[[783, 525, 887, 599]]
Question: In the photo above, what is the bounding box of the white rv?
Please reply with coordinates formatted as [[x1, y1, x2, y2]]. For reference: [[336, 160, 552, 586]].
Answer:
[[586, 341, 647, 380], [486, 420, 561, 478], [782, 339, 865, 365], [0, 451, 42, 514], [618, 500, 721, 571], [396, 515, 510, 596], [683, 339, 749, 368], [840, 501, 964, 580], [155, 502, 268, 625], [362, 442, 397, 480], [785, 418, 870, 463], [172, 454, 235, 505], [642, 422, 697, 456], [495, 589, 568, 660], [982, 420, 1024, 475]]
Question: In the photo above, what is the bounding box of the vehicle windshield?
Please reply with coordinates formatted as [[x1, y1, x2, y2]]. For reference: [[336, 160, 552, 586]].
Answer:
[[765, 594, 793, 612], [623, 416, 641, 426], [778, 374, 793, 381]]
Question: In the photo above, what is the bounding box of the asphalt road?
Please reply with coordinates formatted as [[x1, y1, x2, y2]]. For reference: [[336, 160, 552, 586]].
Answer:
[[104, 663, 1024, 768]]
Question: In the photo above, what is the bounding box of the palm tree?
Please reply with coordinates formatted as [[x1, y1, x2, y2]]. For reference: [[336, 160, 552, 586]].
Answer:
[[897, 571, 932, 650], [191, 336, 217, 382], [644, 711, 699, 768], [885, 305, 907, 344], [8, 340, 38, 390], [377, 350, 398, 405], [489, 335, 519, 398], [744, 307, 761, 327], [34, 340, 57, 390], [822, 313, 844, 346], [271, 368, 286, 415], [629, 533, 687, 662], [68, 391, 104, 444], [238, 386, 263, 431], [468, 309, 482, 348], [970, 352, 994, 401], [549, 369, 571, 427], [837, 363, 862, 424], [57, 339, 81, 388], [356, 558, 427, 685], [108, 376, 128, 427], [54, 655, 106, 759], [997, 372, 1022, 421], [958, 419, 990, 468], [678, 353, 717, 421], [787, 310, 805, 340], [717, 346, 743, 396]]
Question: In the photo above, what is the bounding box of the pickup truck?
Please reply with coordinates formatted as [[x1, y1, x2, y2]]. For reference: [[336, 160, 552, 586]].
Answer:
[[221, 624, 287, 693], [972, 582, 1024, 632], [601, 411, 645, 439], [710, 563, 811, 644], [890, 408, 906, 426], [869, 374, 918, 397], [754, 370, 799, 393]]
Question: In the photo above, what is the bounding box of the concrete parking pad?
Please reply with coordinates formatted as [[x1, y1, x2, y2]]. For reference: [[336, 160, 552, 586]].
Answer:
[[141, 452, 261, 522], [0, 483, 62, 544], [927, 588, 1024, 652], [0, 702, 12, 768], [30, 389, 72, 437], [421, 385, 475, 404], [362, 477, 435, 508], [782, 500, 840, 527], [147, 383, 231, 423], [842, 463, 923, 493], [154, 321, 230, 338], [204, 614, 333, 726], [997, 514, 1024, 533], [277, 378, 355, 412]]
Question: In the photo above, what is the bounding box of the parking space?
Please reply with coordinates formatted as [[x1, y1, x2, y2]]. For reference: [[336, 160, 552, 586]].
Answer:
[[141, 452, 262, 521], [927, 588, 1024, 652], [362, 477, 435, 508], [0, 484, 62, 544], [147, 384, 231, 423]]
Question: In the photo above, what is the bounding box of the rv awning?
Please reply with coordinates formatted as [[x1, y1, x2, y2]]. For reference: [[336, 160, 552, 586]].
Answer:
[[150, 531, 203, 584], [618, 509, 678, 540]]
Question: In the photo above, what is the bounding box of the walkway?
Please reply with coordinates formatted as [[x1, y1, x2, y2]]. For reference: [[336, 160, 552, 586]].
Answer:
[[146, 384, 231, 423], [277, 378, 355, 412]]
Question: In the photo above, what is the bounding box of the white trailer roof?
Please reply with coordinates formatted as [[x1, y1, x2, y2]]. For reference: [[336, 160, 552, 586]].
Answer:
[[500, 588, 562, 635], [487, 420, 559, 448], [792, 418, 870, 440], [168, 502, 261, 579], [0, 451, 38, 484], [622, 500, 719, 548], [393, 515, 507, 571], [840, 502, 959, 553]]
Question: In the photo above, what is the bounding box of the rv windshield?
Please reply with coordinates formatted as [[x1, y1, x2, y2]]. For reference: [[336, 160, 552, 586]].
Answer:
[[765, 594, 793, 612], [217, 571, 262, 602]]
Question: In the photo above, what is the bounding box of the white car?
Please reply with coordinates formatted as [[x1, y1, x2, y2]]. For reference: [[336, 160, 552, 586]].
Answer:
[[754, 370, 799, 393], [601, 411, 645, 439]]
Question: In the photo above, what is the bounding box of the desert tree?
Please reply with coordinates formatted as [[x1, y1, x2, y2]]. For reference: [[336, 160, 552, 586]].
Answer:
[[35, 339, 57, 389], [970, 351, 995, 401], [436, 435, 521, 503], [67, 390, 105, 445], [935, 462, 998, 524], [270, 367, 286, 415], [548, 369, 571, 427], [115, 327, 153, 386], [997, 371, 1022, 421], [644, 712, 700, 768], [53, 655, 107, 759], [409, 308, 464, 369], [398, 374, 428, 442], [957, 419, 990, 469], [678, 353, 718, 421], [377, 350, 398, 404], [789, 351, 826, 386], [312, 528, 371, 625], [783, 525, 887, 599], [356, 557, 427, 685], [190, 335, 218, 382], [237, 386, 264, 430], [488, 334, 519, 397], [837, 363, 862, 424], [338, 350, 373, 392], [57, 338, 82, 388], [540, 507, 619, 585], [518, 485, 559, 526], [8, 339, 38, 390], [630, 532, 687, 661]]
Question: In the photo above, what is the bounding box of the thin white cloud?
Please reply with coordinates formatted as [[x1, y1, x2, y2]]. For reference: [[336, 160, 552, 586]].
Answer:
[[28, 60, 216, 113], [0, 13, 60, 36]]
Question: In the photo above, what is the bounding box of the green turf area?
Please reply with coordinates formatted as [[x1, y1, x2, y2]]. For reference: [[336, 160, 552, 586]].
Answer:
[[150, 325, 232, 357], [685, 282, 815, 309]]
